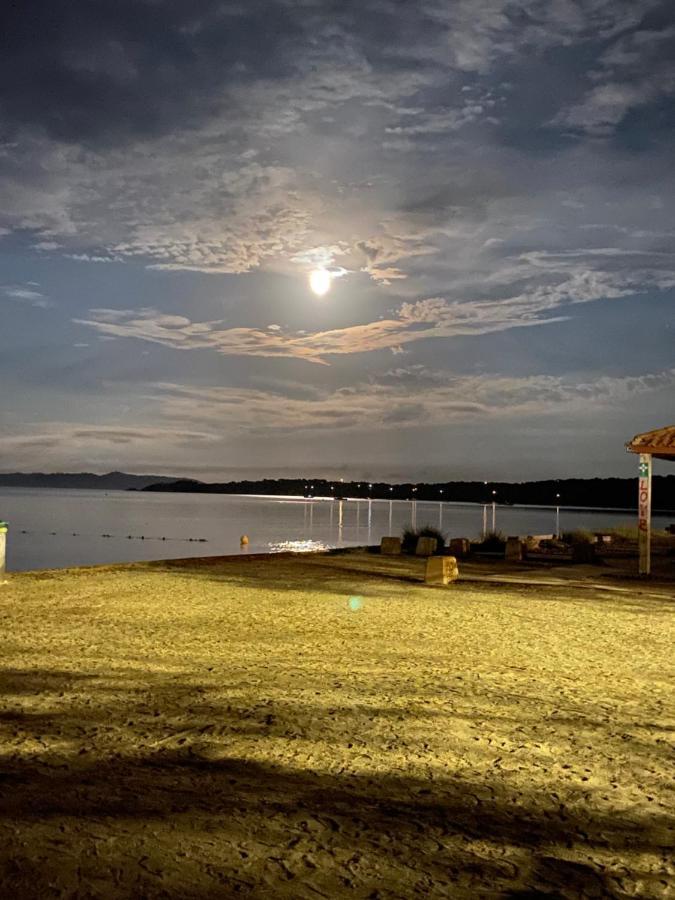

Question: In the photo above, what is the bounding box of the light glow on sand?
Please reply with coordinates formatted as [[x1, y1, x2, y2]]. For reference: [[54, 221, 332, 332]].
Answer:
[[3, 551, 674, 896]]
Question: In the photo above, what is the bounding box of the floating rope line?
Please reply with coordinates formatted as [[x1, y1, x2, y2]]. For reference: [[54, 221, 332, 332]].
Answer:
[[16, 529, 208, 543]]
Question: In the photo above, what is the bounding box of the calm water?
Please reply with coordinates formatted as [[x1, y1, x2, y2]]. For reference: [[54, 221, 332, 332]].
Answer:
[[0, 487, 666, 573]]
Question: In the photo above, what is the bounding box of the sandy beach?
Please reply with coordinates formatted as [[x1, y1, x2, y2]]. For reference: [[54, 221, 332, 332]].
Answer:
[[0, 551, 673, 898]]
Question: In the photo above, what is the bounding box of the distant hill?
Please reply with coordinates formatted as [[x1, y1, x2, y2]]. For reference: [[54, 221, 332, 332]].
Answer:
[[0, 471, 182, 490], [143, 475, 675, 512]]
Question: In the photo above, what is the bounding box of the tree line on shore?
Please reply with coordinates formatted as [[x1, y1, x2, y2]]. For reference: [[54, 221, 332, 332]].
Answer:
[[142, 475, 675, 511]]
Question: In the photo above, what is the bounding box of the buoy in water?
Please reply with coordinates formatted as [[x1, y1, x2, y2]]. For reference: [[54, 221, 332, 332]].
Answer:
[[240, 535, 249, 546]]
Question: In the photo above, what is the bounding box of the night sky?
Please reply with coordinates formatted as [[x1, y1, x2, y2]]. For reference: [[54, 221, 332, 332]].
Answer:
[[1, 0, 673, 481]]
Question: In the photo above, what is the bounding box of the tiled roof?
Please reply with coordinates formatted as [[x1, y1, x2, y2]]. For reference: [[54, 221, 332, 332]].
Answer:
[[626, 425, 675, 459]]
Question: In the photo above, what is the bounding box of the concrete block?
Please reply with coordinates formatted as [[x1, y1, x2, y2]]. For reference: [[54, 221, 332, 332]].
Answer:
[[380, 536, 402, 555], [415, 536, 438, 557], [425, 555, 459, 585], [449, 537, 470, 557], [505, 536, 523, 561]]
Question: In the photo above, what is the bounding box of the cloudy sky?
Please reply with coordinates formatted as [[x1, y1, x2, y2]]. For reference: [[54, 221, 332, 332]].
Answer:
[[1, 0, 673, 481]]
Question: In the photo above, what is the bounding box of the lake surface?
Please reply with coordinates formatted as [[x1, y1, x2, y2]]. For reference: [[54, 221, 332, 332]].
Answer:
[[0, 487, 667, 572]]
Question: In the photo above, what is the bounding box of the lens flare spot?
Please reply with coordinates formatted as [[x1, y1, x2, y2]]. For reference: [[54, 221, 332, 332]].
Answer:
[[349, 596, 363, 611]]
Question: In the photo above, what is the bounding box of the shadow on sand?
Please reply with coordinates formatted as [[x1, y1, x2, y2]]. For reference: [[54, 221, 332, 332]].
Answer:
[[0, 667, 672, 898]]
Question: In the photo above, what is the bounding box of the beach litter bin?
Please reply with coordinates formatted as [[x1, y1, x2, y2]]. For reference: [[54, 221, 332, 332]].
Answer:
[[505, 536, 523, 561], [415, 536, 438, 557], [449, 537, 470, 558], [380, 536, 402, 555], [0, 521, 7, 578], [425, 556, 459, 585]]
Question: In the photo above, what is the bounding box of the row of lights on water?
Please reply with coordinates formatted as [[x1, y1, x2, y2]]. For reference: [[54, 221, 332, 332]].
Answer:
[[238, 485, 564, 551], [304, 481, 562, 538], [298, 495, 483, 544], [299, 485, 562, 540]]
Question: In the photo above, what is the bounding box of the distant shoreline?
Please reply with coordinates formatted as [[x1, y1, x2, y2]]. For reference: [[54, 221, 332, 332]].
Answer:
[[1, 483, 674, 516], [1, 471, 674, 514], [139, 475, 675, 515]]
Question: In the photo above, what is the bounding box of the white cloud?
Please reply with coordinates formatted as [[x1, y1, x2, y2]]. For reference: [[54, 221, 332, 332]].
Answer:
[[552, 15, 675, 134], [2, 284, 52, 309], [67, 253, 121, 264], [0, 424, 219, 473], [74, 248, 669, 364], [553, 79, 667, 134], [146, 366, 675, 435]]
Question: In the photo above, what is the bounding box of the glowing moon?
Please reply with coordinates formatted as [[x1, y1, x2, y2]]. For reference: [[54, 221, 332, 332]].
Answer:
[[309, 269, 331, 296]]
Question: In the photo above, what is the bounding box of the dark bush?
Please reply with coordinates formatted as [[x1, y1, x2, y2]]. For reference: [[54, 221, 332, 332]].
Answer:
[[562, 528, 594, 545], [478, 530, 506, 551], [401, 524, 446, 554], [401, 527, 418, 553]]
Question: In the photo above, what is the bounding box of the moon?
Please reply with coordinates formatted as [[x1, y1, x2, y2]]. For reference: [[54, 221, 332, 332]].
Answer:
[[309, 269, 331, 296]]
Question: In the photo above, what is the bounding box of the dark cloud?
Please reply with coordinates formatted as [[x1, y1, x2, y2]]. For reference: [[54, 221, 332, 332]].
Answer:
[[5, 0, 672, 147], [1, 0, 302, 143]]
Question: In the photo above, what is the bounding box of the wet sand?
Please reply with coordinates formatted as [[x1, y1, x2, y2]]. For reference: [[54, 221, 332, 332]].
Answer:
[[0, 552, 673, 898]]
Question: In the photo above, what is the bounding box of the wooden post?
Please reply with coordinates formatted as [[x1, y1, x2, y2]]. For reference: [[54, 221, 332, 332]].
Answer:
[[638, 453, 652, 576]]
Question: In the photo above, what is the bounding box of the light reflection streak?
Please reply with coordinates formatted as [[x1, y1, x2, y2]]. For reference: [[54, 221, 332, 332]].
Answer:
[[267, 539, 329, 553]]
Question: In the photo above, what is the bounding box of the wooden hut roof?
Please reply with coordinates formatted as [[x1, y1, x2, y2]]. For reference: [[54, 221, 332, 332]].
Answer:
[[626, 425, 675, 460]]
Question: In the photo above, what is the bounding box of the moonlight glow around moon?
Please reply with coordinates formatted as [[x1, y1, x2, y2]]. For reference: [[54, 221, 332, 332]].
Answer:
[[309, 269, 331, 296]]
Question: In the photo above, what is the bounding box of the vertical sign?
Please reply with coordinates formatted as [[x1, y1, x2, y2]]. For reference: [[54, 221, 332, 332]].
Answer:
[[0, 521, 7, 578], [638, 453, 651, 576]]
